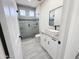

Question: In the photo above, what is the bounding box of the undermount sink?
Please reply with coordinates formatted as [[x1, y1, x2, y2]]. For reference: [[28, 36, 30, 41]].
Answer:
[[45, 29, 59, 38]]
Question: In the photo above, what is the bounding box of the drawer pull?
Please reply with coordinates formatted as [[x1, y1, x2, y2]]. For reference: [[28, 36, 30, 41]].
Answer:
[[52, 38, 56, 41], [48, 41, 50, 45], [44, 39, 46, 41]]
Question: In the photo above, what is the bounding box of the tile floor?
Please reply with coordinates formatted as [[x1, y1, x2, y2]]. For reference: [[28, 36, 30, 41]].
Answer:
[[21, 38, 52, 59]]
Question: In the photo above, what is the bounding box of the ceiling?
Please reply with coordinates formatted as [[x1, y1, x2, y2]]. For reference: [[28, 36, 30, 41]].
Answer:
[[15, 0, 45, 7]]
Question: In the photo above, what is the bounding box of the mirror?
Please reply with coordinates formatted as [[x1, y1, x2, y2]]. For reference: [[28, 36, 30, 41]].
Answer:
[[49, 6, 63, 30]]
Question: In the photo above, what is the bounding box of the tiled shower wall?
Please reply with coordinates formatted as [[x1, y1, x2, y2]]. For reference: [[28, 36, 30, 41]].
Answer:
[[19, 20, 39, 38]]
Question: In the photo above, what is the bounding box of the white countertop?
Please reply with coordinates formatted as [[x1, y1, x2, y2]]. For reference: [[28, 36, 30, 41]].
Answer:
[[42, 29, 59, 41]]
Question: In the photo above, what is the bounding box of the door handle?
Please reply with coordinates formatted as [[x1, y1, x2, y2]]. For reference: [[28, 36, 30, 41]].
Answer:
[[16, 10, 19, 13], [19, 36, 23, 39]]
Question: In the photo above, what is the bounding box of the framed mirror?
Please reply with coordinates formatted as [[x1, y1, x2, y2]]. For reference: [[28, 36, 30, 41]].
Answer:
[[49, 6, 63, 30]]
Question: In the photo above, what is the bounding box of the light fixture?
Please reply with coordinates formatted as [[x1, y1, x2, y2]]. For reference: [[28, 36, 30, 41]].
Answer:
[[38, 0, 41, 1], [27, 0, 32, 2]]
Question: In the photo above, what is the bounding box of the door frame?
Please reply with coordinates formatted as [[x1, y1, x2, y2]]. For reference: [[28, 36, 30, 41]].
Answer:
[[57, 0, 78, 59], [0, 23, 10, 58]]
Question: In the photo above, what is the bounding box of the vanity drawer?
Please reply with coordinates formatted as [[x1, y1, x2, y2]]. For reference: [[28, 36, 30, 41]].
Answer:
[[46, 35, 58, 59], [40, 33, 59, 59], [40, 34, 47, 49]]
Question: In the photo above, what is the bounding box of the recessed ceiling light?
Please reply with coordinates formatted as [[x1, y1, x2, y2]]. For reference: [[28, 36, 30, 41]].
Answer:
[[27, 0, 32, 2]]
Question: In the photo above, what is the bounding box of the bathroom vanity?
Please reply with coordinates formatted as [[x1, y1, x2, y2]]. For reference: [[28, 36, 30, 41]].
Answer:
[[40, 6, 63, 59], [40, 29, 60, 59]]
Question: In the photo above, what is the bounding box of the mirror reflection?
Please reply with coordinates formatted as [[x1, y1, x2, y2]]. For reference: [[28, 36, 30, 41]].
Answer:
[[49, 6, 63, 31]]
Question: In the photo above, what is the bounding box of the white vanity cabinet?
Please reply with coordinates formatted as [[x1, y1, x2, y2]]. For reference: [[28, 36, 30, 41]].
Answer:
[[40, 34, 47, 49], [41, 32, 59, 59]]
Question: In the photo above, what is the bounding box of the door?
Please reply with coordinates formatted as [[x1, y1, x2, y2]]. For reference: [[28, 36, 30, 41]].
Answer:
[[0, 0, 23, 59], [8, 0, 23, 59], [0, 38, 6, 59], [0, 24, 10, 58]]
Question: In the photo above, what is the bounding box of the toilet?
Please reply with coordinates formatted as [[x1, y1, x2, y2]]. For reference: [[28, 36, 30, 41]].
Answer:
[[35, 34, 41, 42]]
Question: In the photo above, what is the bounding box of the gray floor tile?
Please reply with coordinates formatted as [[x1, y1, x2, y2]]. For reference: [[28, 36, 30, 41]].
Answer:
[[22, 38, 52, 59]]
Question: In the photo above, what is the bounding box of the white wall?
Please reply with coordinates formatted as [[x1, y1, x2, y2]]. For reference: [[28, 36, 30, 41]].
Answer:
[[36, 5, 40, 19], [39, 0, 63, 32], [63, 0, 79, 59]]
